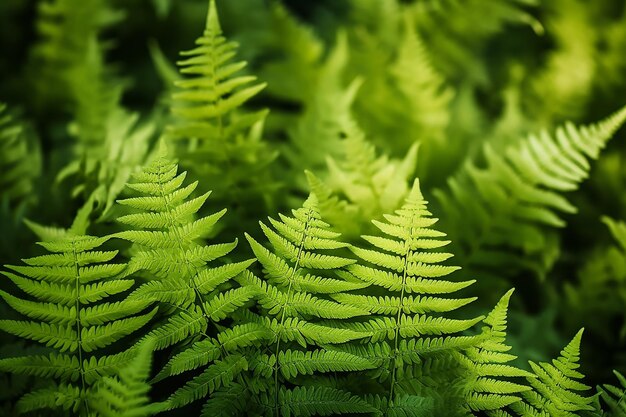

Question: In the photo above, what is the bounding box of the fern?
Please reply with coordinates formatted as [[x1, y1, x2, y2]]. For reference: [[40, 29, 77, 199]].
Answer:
[[165, 0, 275, 215], [320, 111, 418, 239], [0, 232, 155, 414], [89, 339, 165, 416], [435, 106, 626, 292], [525, 0, 596, 123], [56, 37, 155, 221], [332, 179, 483, 413], [284, 33, 356, 181], [599, 371, 626, 417], [232, 192, 375, 416], [459, 289, 533, 415], [510, 329, 595, 417], [29, 0, 123, 112], [0, 103, 39, 208], [114, 151, 260, 411]]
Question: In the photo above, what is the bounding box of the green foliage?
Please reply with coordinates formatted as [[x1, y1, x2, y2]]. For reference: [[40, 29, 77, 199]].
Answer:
[[0, 103, 40, 208], [114, 151, 259, 411], [166, 0, 276, 219], [0, 232, 155, 414], [511, 329, 595, 417], [2, 0, 626, 416], [232, 194, 376, 415], [89, 339, 165, 417], [435, 106, 626, 292], [28, 0, 123, 112], [459, 289, 533, 415], [599, 371, 626, 417], [331, 179, 482, 414]]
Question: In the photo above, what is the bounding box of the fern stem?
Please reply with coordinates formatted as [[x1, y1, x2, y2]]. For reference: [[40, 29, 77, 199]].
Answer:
[[388, 217, 412, 411], [71, 240, 90, 416], [273, 209, 312, 417]]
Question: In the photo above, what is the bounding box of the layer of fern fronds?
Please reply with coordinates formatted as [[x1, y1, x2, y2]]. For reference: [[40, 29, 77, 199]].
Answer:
[[1, 0, 626, 416]]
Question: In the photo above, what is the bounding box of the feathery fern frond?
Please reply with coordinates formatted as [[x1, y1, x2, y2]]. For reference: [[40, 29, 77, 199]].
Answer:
[[167, 0, 266, 145], [165, 0, 275, 213], [435, 105, 626, 292], [89, 339, 165, 416], [332, 178, 482, 411], [29, 0, 123, 111], [599, 371, 626, 417], [0, 103, 39, 208], [460, 289, 533, 415], [510, 329, 594, 417], [55, 37, 155, 222], [0, 232, 154, 414], [116, 151, 259, 410], [241, 192, 374, 415]]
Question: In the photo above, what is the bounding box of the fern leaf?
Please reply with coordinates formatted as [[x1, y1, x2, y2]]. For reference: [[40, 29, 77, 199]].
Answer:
[[436, 106, 626, 290], [277, 349, 375, 379], [167, 355, 248, 409], [599, 371, 626, 417], [511, 329, 595, 416], [0, 232, 154, 414], [16, 383, 84, 414], [343, 178, 482, 407], [145, 306, 207, 351], [0, 103, 39, 209], [89, 340, 165, 416], [276, 386, 376, 416], [460, 289, 534, 414]]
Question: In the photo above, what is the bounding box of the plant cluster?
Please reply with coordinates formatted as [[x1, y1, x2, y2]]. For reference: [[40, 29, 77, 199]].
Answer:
[[1, 0, 626, 416]]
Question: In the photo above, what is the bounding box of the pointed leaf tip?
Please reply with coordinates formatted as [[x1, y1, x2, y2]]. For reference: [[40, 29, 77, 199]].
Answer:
[[206, 0, 221, 34], [409, 178, 424, 201]]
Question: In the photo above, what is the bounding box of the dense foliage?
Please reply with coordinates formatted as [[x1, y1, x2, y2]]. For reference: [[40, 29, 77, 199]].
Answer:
[[1, 0, 626, 416]]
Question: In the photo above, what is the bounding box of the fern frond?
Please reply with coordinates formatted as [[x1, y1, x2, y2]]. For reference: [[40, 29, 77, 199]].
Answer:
[[599, 371, 626, 417], [275, 386, 376, 416], [460, 289, 534, 414], [116, 150, 260, 409], [511, 329, 595, 417], [167, 355, 248, 409], [435, 105, 626, 291], [0, 232, 153, 414], [0, 103, 39, 209], [89, 339, 165, 416], [339, 178, 482, 409], [16, 383, 84, 414], [164, 0, 275, 218], [29, 0, 123, 110], [239, 192, 375, 414], [277, 349, 375, 379], [167, 0, 266, 144]]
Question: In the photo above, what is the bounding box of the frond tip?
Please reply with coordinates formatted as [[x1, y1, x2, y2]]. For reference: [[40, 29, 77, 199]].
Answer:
[[511, 329, 594, 417]]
